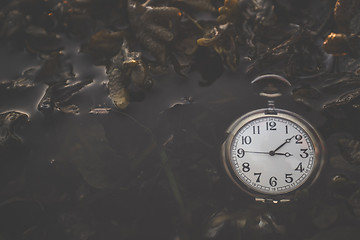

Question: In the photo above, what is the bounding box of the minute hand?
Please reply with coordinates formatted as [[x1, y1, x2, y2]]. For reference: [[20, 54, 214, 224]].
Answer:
[[245, 151, 270, 154], [270, 135, 295, 154]]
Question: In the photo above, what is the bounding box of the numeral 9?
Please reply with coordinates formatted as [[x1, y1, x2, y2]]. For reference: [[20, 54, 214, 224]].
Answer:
[[237, 148, 245, 158]]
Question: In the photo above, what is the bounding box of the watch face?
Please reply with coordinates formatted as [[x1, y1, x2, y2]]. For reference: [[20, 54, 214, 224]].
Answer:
[[223, 110, 324, 197]]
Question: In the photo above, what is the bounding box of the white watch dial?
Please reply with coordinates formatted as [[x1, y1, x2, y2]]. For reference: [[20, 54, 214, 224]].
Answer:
[[230, 116, 315, 195]]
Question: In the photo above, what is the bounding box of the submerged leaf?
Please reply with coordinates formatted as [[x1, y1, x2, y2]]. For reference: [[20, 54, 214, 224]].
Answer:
[[349, 189, 360, 217], [338, 138, 360, 166], [329, 175, 358, 199], [311, 204, 338, 229], [308, 227, 360, 240], [56, 121, 129, 189]]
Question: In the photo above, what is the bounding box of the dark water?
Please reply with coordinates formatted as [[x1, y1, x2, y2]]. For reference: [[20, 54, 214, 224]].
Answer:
[[1, 1, 360, 240]]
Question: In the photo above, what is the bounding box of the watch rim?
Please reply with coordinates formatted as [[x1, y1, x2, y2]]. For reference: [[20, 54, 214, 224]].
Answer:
[[221, 108, 326, 201]]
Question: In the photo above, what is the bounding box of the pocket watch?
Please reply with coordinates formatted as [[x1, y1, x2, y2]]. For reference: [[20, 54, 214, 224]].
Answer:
[[221, 75, 326, 203]]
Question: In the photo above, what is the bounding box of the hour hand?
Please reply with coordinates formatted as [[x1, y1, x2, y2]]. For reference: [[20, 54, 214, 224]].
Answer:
[[270, 135, 295, 154]]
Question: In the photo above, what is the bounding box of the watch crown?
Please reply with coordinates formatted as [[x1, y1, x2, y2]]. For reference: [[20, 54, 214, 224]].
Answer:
[[265, 100, 277, 115]]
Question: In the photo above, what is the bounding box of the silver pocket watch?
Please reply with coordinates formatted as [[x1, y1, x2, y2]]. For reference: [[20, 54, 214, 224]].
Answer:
[[221, 75, 326, 203]]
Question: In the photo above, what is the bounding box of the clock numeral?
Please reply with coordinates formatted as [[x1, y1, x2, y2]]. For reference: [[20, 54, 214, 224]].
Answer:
[[241, 136, 252, 145], [266, 121, 277, 131], [285, 173, 293, 183], [269, 176, 277, 187], [295, 135, 303, 144], [300, 149, 309, 158], [252, 125, 260, 134], [242, 162, 250, 172], [254, 172, 261, 183], [285, 125, 289, 134], [295, 162, 304, 172], [237, 148, 245, 158]]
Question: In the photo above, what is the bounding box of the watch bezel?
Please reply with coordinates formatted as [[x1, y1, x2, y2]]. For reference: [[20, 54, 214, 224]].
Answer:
[[221, 108, 326, 201]]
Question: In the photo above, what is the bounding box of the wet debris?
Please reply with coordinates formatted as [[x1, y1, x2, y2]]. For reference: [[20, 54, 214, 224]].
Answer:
[[292, 72, 360, 110], [167, 96, 194, 109], [106, 39, 152, 109], [48, 0, 94, 36], [0, 67, 38, 90], [1, 0, 354, 113], [323, 33, 360, 57], [324, 0, 360, 57], [0, 52, 74, 90], [218, 0, 278, 47], [217, 0, 277, 33], [323, 88, 360, 109], [197, 22, 239, 72], [88, 107, 111, 115], [82, 30, 126, 62], [217, 0, 243, 24], [0, 111, 29, 146], [128, 0, 182, 64], [247, 27, 331, 77], [0, 2, 62, 53], [38, 79, 93, 115], [212, 0, 333, 77]]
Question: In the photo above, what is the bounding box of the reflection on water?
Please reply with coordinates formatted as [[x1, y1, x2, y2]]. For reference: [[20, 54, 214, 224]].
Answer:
[[1, 0, 360, 240]]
